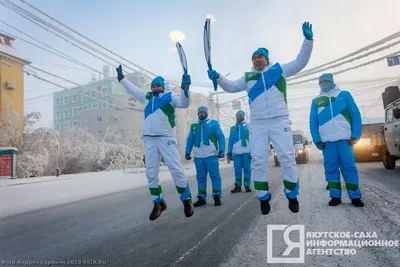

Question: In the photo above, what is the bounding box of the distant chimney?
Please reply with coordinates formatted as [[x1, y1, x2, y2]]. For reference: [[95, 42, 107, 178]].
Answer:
[[103, 65, 110, 79]]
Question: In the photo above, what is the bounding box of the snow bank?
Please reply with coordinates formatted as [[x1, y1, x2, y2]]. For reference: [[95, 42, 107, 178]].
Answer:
[[0, 162, 232, 218]]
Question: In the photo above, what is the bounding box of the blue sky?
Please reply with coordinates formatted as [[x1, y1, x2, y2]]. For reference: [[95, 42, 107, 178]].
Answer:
[[1, 0, 400, 133]]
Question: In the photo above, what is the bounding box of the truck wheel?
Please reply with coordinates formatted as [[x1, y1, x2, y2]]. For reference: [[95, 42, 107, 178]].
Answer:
[[383, 154, 396, 169]]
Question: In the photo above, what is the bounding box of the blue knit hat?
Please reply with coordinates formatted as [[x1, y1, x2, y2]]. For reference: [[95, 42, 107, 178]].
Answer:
[[197, 106, 208, 114], [236, 110, 245, 117], [151, 76, 165, 89], [252, 48, 269, 61], [319, 73, 334, 83]]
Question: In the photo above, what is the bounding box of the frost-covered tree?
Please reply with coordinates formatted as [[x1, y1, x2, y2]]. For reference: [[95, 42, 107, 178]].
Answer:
[[1, 107, 146, 177]]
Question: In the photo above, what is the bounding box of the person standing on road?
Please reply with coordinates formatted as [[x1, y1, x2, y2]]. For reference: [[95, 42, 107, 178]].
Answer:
[[309, 73, 364, 207], [116, 65, 195, 221], [185, 106, 226, 207], [227, 110, 252, 193], [207, 22, 314, 215]]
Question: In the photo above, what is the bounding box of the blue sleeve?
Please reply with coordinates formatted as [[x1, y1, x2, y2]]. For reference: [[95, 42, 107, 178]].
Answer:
[[309, 100, 322, 144], [214, 121, 226, 153], [346, 92, 362, 139], [228, 127, 234, 154], [185, 128, 194, 155]]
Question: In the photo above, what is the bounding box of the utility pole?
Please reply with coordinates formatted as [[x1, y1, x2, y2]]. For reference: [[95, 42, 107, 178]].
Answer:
[[208, 72, 231, 121], [361, 106, 367, 123]]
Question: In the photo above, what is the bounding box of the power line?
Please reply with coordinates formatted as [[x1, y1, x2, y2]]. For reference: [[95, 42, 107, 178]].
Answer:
[[23, 59, 94, 72], [0, 48, 132, 105], [18, 0, 159, 80], [10, 0, 195, 94], [218, 77, 397, 106], [1, 1, 201, 98], [25, 92, 53, 102], [0, 0, 122, 70], [288, 40, 400, 81], [291, 30, 400, 78], [25, 96, 52, 105], [288, 50, 400, 85], [24, 64, 138, 105], [22, 70, 136, 112], [0, 52, 138, 111], [0, 21, 100, 74]]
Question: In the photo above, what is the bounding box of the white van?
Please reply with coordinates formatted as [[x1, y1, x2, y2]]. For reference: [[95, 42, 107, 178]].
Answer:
[[273, 130, 310, 166]]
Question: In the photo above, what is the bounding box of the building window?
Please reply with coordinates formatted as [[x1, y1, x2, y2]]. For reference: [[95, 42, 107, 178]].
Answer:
[[102, 87, 108, 96], [73, 121, 80, 126], [72, 94, 79, 103], [103, 103, 107, 108], [91, 91, 96, 98], [73, 108, 80, 117], [55, 98, 61, 106], [64, 110, 70, 118], [109, 100, 112, 108], [92, 104, 98, 109], [97, 117, 102, 122], [56, 111, 61, 119], [63, 95, 69, 104]]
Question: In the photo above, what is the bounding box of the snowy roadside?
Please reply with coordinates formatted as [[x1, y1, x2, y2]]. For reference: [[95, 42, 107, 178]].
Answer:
[[221, 158, 400, 267], [0, 161, 232, 218]]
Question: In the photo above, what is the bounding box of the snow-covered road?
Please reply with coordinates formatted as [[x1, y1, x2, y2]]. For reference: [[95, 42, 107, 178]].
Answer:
[[0, 156, 399, 267]]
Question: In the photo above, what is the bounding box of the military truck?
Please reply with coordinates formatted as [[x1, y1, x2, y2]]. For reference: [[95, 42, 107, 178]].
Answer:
[[370, 85, 400, 169]]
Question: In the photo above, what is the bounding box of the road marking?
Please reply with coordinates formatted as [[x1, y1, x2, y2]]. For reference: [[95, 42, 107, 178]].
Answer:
[[172, 194, 256, 266]]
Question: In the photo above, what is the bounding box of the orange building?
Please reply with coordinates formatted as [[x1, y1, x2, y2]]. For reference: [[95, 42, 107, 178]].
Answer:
[[0, 33, 30, 134]]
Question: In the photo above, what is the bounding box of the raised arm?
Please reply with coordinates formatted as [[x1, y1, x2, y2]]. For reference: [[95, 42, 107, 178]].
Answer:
[[172, 74, 191, 108], [281, 39, 313, 78], [281, 22, 314, 78], [120, 78, 146, 103], [172, 92, 190, 108], [208, 70, 247, 93], [116, 65, 145, 103]]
